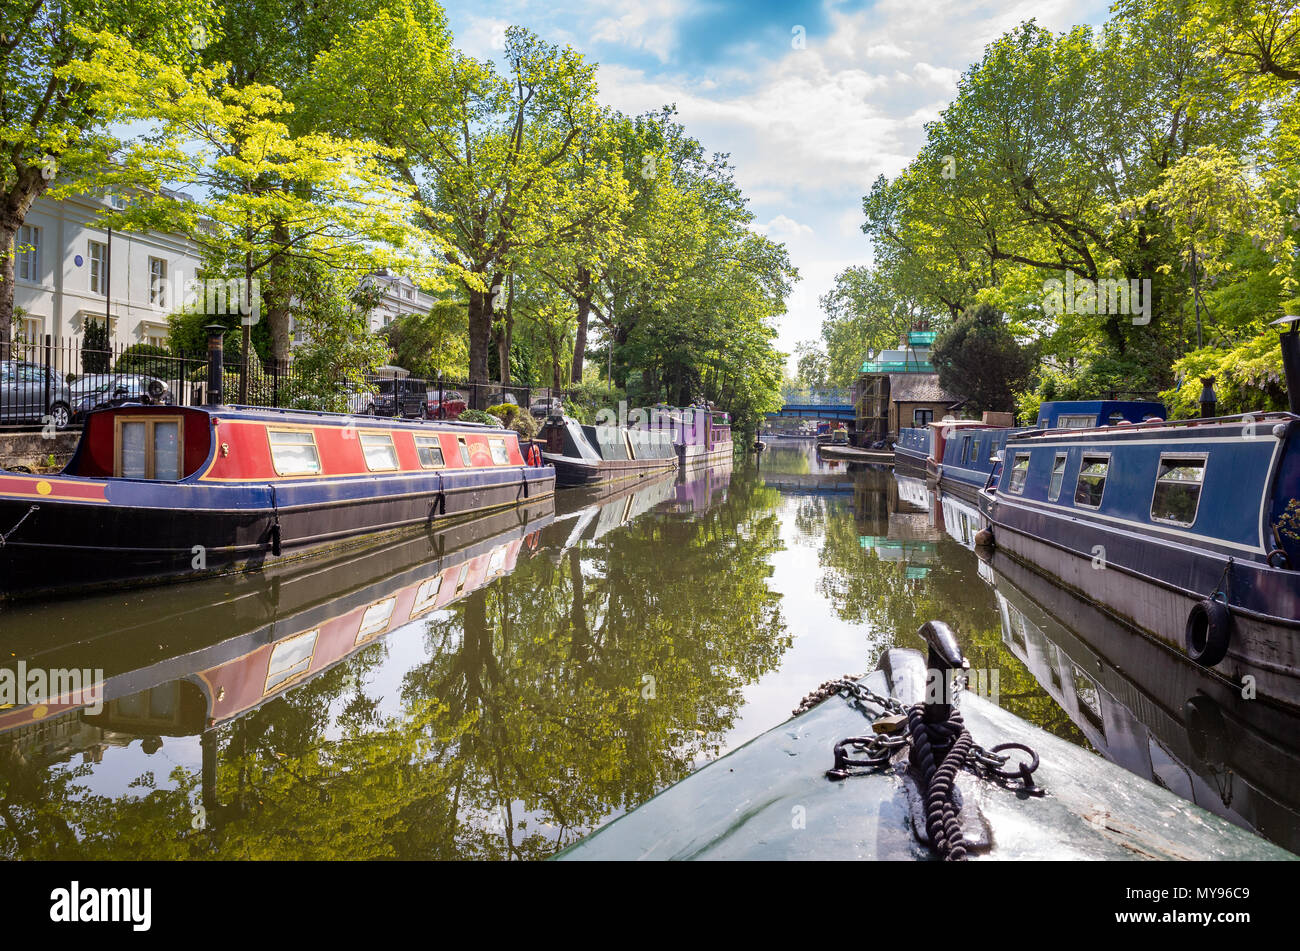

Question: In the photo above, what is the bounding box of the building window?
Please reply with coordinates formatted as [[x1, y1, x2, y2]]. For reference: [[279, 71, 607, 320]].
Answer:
[[1150, 455, 1206, 526], [1074, 454, 1110, 508], [145, 328, 167, 348], [89, 240, 107, 294], [913, 408, 933, 426], [1009, 453, 1031, 494], [149, 257, 167, 307], [359, 432, 399, 471], [16, 225, 40, 282], [268, 429, 322, 476], [1048, 453, 1068, 501]]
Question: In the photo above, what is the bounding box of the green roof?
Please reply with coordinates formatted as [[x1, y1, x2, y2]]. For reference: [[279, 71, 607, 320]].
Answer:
[[860, 359, 934, 373]]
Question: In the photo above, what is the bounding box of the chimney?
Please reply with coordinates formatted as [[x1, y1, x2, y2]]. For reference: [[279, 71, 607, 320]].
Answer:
[[205, 324, 226, 406], [1274, 316, 1300, 415]]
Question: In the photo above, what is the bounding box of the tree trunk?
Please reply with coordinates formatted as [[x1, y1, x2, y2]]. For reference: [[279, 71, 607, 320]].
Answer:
[[267, 221, 292, 370], [498, 274, 513, 386], [570, 267, 591, 383], [0, 220, 17, 363], [467, 273, 503, 403]]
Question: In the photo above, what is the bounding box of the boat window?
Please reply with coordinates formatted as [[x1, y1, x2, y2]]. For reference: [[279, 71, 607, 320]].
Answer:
[[411, 575, 442, 618], [1008, 453, 1031, 493], [967, 438, 979, 465], [115, 416, 184, 480], [1048, 453, 1068, 501], [1058, 414, 1096, 429], [359, 432, 399, 471], [414, 435, 445, 468], [268, 429, 321, 476], [456, 436, 472, 466], [265, 629, 319, 694], [355, 597, 396, 644], [1074, 454, 1110, 508], [1151, 455, 1206, 526], [488, 437, 511, 465], [1108, 412, 1126, 424], [988, 439, 999, 463]]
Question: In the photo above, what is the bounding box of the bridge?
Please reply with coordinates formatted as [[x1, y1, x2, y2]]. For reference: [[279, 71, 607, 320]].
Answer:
[[767, 386, 855, 421]]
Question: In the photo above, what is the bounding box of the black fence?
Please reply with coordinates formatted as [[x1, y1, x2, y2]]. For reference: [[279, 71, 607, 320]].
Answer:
[[0, 335, 576, 430]]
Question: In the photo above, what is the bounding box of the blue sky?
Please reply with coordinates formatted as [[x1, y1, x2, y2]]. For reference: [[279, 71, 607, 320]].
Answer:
[[439, 0, 1111, 368]]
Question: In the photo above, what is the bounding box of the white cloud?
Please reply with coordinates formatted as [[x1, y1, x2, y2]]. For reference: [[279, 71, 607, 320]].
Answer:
[[754, 214, 816, 240], [589, 0, 686, 63]]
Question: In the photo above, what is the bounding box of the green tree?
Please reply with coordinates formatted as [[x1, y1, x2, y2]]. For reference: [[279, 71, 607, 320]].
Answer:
[[0, 0, 215, 358], [931, 304, 1034, 413]]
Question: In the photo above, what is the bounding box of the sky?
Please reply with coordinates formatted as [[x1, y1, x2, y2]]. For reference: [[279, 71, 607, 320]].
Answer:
[[438, 0, 1112, 370]]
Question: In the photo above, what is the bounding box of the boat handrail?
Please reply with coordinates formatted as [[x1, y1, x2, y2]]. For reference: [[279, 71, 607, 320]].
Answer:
[[1013, 409, 1299, 441], [219, 404, 503, 430]]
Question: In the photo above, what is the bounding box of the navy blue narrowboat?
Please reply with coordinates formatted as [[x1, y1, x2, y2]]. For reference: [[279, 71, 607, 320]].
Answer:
[[0, 403, 554, 600], [980, 406, 1300, 711], [927, 402, 1165, 504], [892, 427, 930, 472]]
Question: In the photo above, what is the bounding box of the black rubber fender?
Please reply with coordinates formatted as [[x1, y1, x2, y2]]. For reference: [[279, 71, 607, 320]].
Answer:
[[1185, 596, 1233, 667]]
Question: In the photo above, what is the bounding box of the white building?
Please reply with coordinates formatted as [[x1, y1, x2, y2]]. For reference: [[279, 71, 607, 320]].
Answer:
[[11, 190, 204, 358], [364, 269, 436, 332]]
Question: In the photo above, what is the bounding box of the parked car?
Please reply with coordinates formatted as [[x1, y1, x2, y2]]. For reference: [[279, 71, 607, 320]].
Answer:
[[529, 396, 563, 418], [0, 360, 73, 428], [485, 391, 519, 408], [427, 389, 467, 420], [341, 382, 377, 415], [70, 375, 173, 423], [373, 377, 428, 417]]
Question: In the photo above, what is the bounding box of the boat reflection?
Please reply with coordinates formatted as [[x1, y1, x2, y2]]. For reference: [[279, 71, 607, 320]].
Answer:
[[0, 461, 774, 859], [984, 547, 1300, 854]]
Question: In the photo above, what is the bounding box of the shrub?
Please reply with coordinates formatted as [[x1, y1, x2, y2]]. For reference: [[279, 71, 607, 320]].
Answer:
[[459, 409, 502, 427], [113, 343, 176, 379]]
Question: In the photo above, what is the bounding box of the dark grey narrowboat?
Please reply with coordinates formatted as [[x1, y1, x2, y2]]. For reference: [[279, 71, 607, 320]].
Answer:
[[539, 415, 678, 487]]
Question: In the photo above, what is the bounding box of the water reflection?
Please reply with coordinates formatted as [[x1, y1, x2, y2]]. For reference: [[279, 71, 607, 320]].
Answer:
[[985, 547, 1300, 853], [3, 447, 1294, 858], [0, 460, 797, 859]]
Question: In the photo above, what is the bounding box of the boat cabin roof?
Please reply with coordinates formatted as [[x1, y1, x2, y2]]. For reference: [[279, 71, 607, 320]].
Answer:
[[1035, 400, 1166, 430]]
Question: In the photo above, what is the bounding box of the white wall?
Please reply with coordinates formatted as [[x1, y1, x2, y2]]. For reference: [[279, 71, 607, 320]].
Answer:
[[11, 192, 203, 361]]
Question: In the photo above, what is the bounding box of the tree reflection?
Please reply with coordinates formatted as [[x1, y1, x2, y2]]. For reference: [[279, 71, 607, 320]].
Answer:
[[811, 478, 1086, 744], [0, 470, 792, 859]]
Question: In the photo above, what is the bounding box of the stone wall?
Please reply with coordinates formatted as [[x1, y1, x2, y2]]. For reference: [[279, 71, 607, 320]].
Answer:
[[0, 430, 81, 472]]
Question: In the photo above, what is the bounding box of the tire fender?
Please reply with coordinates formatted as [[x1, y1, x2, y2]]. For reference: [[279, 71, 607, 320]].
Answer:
[[1185, 596, 1233, 667]]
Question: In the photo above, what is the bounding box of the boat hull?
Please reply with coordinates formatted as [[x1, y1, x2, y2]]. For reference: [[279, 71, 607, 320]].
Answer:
[[543, 453, 677, 488], [984, 495, 1300, 712], [0, 466, 555, 600]]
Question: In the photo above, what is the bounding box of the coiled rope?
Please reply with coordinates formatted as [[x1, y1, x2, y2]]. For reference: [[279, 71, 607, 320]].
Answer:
[[906, 702, 975, 861]]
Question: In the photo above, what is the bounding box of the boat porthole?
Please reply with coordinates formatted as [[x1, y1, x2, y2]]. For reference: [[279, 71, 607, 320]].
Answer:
[[1184, 597, 1232, 667]]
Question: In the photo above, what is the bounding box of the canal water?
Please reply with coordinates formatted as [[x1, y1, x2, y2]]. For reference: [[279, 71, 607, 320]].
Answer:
[[1, 441, 1296, 858]]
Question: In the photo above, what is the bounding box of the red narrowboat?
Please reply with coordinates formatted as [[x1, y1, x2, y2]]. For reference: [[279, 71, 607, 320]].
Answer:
[[0, 404, 554, 600]]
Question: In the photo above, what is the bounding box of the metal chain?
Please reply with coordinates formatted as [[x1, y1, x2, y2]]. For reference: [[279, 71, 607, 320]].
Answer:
[[793, 676, 907, 718]]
